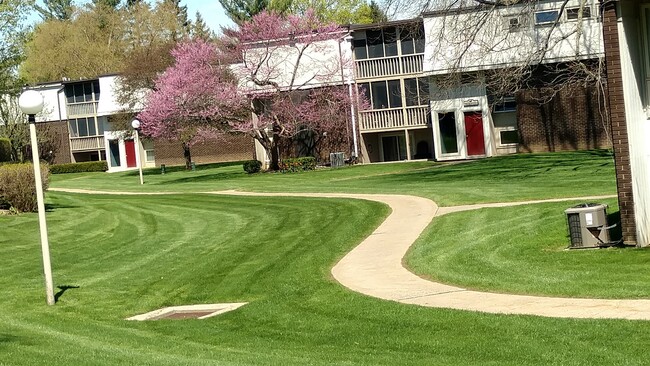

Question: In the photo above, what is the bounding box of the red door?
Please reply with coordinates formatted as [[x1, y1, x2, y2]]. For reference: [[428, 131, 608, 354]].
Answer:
[[464, 112, 486, 156], [125, 139, 137, 168]]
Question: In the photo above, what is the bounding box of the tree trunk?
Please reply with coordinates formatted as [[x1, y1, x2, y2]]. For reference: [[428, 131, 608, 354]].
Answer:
[[269, 124, 281, 171], [182, 142, 192, 170], [270, 135, 280, 171]]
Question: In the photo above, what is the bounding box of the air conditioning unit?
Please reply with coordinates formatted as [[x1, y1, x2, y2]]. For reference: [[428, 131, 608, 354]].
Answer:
[[330, 152, 345, 168], [565, 203, 610, 248]]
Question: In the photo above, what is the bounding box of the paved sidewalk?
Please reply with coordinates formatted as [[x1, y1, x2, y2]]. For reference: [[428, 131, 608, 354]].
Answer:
[[52, 188, 649, 320]]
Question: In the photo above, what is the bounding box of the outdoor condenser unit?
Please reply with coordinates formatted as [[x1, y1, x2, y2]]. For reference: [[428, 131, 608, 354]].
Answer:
[[330, 152, 345, 168], [565, 203, 610, 249]]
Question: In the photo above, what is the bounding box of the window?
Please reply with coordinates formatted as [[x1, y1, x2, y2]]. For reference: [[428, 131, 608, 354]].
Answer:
[[371, 81, 389, 109], [438, 112, 458, 154], [366, 30, 384, 58], [69, 117, 100, 137], [361, 80, 404, 110], [355, 25, 425, 61], [567, 6, 591, 20], [535, 10, 560, 25], [383, 27, 398, 57], [64, 81, 100, 104], [387, 80, 402, 108], [493, 97, 517, 113], [353, 38, 368, 60], [404, 77, 430, 107], [500, 130, 519, 145]]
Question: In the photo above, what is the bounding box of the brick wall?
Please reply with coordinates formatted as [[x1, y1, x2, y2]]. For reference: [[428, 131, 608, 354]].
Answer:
[[153, 133, 254, 167], [35, 121, 72, 165], [601, 0, 637, 244], [516, 85, 611, 153]]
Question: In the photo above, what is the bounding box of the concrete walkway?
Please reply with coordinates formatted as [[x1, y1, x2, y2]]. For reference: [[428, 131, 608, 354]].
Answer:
[[51, 188, 650, 320]]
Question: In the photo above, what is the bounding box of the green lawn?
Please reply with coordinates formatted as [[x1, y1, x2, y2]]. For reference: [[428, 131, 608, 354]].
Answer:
[[3, 192, 650, 365], [3, 150, 648, 365], [51, 150, 617, 206], [406, 198, 650, 299]]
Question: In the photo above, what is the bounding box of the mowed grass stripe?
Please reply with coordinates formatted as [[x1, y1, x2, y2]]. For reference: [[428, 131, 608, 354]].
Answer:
[[407, 198, 650, 298]]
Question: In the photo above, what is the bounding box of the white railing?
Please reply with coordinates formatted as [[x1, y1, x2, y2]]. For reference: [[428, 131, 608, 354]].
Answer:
[[67, 102, 97, 117], [355, 54, 424, 79], [359, 106, 430, 131], [401, 54, 424, 75], [70, 136, 105, 151], [405, 106, 431, 127]]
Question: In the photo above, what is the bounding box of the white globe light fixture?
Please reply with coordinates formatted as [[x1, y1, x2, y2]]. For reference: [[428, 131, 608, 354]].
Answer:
[[131, 119, 144, 185], [18, 89, 55, 306]]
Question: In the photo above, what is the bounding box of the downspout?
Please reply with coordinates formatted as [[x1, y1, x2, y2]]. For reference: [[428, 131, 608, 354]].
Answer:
[[339, 32, 360, 159]]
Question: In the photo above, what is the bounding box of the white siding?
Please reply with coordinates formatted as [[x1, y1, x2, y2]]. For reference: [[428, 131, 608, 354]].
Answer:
[[423, 0, 603, 74], [619, 2, 650, 246], [238, 37, 353, 91]]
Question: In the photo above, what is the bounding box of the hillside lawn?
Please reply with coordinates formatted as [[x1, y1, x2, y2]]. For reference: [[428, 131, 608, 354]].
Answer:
[[2, 150, 648, 365]]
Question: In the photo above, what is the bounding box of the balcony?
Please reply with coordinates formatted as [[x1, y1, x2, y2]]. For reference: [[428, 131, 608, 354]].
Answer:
[[355, 54, 424, 79], [70, 136, 105, 151], [67, 102, 97, 117], [359, 105, 430, 131]]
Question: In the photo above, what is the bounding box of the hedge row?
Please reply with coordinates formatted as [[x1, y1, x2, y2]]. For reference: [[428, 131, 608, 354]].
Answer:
[[50, 161, 108, 174], [279, 157, 316, 173], [0, 163, 49, 213]]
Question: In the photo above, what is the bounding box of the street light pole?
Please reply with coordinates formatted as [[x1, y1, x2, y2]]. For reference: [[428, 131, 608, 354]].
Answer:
[[19, 90, 55, 306], [131, 119, 144, 185]]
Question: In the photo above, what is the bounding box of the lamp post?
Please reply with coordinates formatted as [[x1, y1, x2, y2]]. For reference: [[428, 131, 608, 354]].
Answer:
[[131, 119, 144, 185], [18, 89, 55, 306]]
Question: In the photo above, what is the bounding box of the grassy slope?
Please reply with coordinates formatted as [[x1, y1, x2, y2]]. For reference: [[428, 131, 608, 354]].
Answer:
[[51, 150, 617, 206], [3, 193, 650, 365], [406, 198, 650, 299]]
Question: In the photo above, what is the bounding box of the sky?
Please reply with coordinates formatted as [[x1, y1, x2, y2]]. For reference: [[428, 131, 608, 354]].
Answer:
[[30, 1, 236, 32]]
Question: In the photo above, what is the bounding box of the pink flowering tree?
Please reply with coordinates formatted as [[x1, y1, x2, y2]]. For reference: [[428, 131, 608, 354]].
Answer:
[[140, 11, 365, 171], [226, 10, 360, 170], [138, 39, 249, 169]]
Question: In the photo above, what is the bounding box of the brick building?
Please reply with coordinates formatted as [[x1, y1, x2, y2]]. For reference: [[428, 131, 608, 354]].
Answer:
[[599, 0, 650, 247]]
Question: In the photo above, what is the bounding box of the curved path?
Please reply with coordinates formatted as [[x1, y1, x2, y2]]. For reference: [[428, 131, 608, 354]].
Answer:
[[51, 188, 650, 320]]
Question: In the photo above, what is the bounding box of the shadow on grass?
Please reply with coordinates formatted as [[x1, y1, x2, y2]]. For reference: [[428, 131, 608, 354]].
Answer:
[[158, 171, 245, 184], [54, 285, 80, 303], [45, 203, 80, 212], [368, 150, 615, 184], [0, 334, 20, 345], [122, 161, 245, 177]]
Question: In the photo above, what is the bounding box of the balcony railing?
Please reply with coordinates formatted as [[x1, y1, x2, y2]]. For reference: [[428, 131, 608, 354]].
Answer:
[[67, 102, 97, 117], [70, 136, 105, 151], [355, 54, 424, 79], [359, 105, 430, 131]]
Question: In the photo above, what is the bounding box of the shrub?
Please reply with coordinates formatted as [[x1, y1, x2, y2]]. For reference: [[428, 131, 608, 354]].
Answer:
[[49, 161, 108, 174], [0, 163, 49, 213], [279, 157, 316, 173], [0, 138, 11, 163], [243, 160, 262, 174]]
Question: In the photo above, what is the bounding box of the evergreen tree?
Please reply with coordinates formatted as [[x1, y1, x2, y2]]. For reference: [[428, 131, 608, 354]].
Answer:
[[163, 0, 189, 28], [368, 0, 387, 23], [91, 0, 121, 10], [190, 12, 213, 40], [34, 0, 75, 21]]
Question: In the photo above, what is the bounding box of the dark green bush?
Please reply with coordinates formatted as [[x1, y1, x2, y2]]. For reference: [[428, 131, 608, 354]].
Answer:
[[243, 160, 262, 174], [279, 157, 316, 173], [0, 138, 11, 163], [0, 163, 49, 212], [50, 161, 108, 174]]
